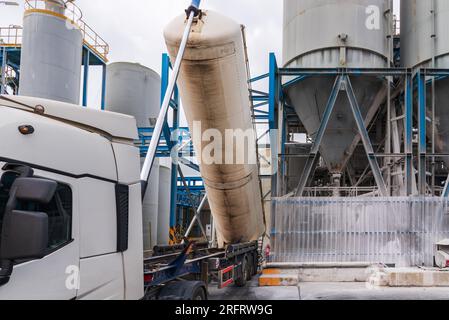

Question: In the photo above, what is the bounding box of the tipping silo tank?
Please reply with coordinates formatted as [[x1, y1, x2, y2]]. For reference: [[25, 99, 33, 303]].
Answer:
[[164, 11, 265, 246], [19, 0, 83, 104], [401, 0, 449, 167], [105, 62, 162, 250], [283, 0, 391, 184]]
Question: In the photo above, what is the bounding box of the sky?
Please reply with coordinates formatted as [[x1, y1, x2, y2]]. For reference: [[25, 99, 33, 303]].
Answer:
[[1, 0, 400, 109]]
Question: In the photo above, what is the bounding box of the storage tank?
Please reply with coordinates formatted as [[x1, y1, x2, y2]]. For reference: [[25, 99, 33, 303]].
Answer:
[[105, 62, 162, 250], [283, 0, 391, 185], [164, 11, 265, 246], [19, 0, 83, 104], [157, 158, 172, 245], [141, 159, 159, 250], [401, 0, 449, 167], [106, 62, 161, 127]]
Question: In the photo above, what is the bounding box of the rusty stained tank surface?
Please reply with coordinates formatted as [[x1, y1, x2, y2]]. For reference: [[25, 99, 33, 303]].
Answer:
[[164, 10, 265, 246]]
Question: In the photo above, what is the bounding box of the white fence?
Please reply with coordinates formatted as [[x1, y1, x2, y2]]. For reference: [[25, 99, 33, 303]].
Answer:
[[271, 197, 449, 267]]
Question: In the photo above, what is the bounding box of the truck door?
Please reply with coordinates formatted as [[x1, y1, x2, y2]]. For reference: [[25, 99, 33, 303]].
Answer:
[[0, 167, 79, 300]]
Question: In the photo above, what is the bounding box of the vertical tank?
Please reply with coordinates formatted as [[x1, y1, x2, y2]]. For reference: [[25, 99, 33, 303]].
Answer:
[[105, 62, 162, 250], [401, 0, 449, 167], [157, 159, 172, 245], [283, 0, 391, 183], [19, 0, 83, 104], [106, 62, 161, 127], [164, 11, 265, 245]]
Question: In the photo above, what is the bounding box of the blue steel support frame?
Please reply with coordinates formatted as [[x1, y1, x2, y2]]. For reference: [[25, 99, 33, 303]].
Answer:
[[268, 53, 281, 197], [1, 46, 7, 94], [250, 53, 415, 198], [82, 48, 90, 107], [405, 73, 413, 196], [416, 69, 449, 198], [101, 64, 106, 110], [417, 70, 427, 195], [81, 46, 107, 109], [159, 53, 181, 235]]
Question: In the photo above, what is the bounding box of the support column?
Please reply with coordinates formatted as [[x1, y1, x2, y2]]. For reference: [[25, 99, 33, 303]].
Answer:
[[405, 72, 413, 196], [418, 70, 427, 195], [101, 63, 106, 110], [82, 49, 90, 107], [1, 46, 7, 94]]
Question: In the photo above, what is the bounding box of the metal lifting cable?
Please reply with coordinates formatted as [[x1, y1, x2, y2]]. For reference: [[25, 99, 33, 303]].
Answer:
[[140, 0, 201, 198]]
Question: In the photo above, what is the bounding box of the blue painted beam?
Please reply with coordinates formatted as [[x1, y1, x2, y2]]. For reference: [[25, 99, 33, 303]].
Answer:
[[101, 64, 106, 110], [82, 49, 90, 107]]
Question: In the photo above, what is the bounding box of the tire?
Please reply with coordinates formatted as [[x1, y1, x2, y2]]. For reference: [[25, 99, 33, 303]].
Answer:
[[192, 286, 206, 300], [249, 252, 258, 277], [247, 253, 257, 280], [158, 281, 208, 300], [235, 256, 248, 287]]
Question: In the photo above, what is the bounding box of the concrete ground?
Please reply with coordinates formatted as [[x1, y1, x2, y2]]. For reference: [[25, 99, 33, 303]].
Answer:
[[208, 278, 449, 300]]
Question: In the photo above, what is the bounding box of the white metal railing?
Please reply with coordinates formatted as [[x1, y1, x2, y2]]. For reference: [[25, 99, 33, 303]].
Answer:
[[0, 25, 22, 46]]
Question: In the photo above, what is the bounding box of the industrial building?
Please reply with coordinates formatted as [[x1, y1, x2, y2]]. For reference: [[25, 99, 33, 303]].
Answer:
[[0, 0, 449, 301]]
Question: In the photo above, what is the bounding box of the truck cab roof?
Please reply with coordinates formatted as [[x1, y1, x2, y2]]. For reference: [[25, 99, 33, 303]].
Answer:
[[0, 95, 138, 141]]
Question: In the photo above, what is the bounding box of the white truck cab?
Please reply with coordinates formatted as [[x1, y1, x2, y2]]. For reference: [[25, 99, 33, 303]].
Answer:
[[0, 95, 145, 300]]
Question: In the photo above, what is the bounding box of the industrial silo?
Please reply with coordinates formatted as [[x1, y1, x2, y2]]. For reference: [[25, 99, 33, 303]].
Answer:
[[105, 62, 162, 250], [106, 62, 161, 127], [19, 0, 83, 104], [283, 0, 392, 190], [401, 0, 449, 170]]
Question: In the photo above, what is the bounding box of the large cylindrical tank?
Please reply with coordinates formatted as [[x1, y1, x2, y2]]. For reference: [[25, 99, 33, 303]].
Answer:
[[106, 62, 161, 127], [105, 62, 162, 251], [157, 159, 172, 245], [401, 0, 449, 166], [283, 0, 391, 177], [19, 2, 83, 104], [164, 11, 265, 245]]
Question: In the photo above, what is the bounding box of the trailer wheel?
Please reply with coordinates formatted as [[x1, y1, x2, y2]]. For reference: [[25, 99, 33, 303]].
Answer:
[[235, 256, 249, 287], [248, 252, 258, 278], [158, 281, 208, 300], [247, 254, 255, 281]]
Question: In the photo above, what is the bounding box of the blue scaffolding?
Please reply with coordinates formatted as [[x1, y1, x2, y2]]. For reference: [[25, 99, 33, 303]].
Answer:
[[249, 53, 419, 197]]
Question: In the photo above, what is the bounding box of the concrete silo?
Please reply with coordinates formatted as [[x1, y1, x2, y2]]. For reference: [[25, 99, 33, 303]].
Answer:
[[283, 0, 392, 189], [19, 0, 83, 104], [105, 62, 162, 251]]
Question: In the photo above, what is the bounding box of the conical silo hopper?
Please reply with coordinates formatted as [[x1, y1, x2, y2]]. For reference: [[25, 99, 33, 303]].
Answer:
[[283, 0, 391, 181], [401, 0, 449, 168]]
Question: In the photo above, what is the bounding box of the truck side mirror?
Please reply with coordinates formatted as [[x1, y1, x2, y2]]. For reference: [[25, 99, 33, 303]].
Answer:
[[0, 210, 49, 260], [0, 177, 56, 261], [13, 177, 57, 204]]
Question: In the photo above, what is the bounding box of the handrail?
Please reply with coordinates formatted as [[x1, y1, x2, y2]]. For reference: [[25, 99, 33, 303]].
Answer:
[[23, 0, 109, 60], [0, 26, 22, 46]]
